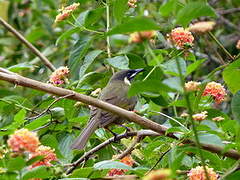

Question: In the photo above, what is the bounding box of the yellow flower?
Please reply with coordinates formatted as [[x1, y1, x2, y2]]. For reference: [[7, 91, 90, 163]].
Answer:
[[212, 116, 224, 122], [128, 0, 138, 8], [54, 3, 80, 23], [129, 31, 157, 43], [188, 21, 216, 33], [49, 66, 69, 85]]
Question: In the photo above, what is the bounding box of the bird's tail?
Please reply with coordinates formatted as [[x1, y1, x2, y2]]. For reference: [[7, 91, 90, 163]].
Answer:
[[71, 120, 99, 150]]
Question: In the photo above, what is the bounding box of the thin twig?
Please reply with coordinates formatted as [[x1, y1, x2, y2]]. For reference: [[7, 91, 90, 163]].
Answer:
[[146, 148, 171, 174], [66, 130, 159, 174], [26, 94, 74, 121], [115, 135, 142, 160], [0, 17, 56, 71]]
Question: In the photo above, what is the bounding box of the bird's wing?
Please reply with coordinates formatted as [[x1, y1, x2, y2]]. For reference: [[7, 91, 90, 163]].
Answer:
[[95, 82, 137, 127]]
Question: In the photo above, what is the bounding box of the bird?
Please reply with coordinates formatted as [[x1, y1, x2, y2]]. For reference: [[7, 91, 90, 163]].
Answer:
[[71, 69, 143, 150]]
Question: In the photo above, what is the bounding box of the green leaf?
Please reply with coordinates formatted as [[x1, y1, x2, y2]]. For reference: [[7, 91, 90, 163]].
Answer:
[[113, 0, 128, 23], [79, 50, 103, 78], [198, 133, 224, 147], [105, 56, 129, 69], [75, 8, 105, 28], [163, 77, 182, 92], [8, 62, 34, 72], [159, 0, 177, 17], [176, 2, 216, 27], [56, 27, 82, 46], [94, 160, 133, 170], [8, 109, 26, 129], [127, 53, 146, 69], [107, 17, 159, 35], [128, 80, 174, 97], [68, 37, 94, 79], [7, 156, 25, 171], [0, 1, 9, 21], [186, 59, 206, 75], [231, 91, 240, 123], [69, 167, 93, 178], [22, 166, 52, 180], [25, 115, 50, 130], [223, 58, 240, 94], [163, 58, 186, 76]]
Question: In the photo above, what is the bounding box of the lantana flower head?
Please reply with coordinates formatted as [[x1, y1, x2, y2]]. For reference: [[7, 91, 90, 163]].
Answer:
[[188, 166, 218, 180], [108, 156, 134, 176], [128, 0, 137, 8], [192, 111, 208, 121], [143, 169, 173, 180], [188, 21, 216, 33], [212, 116, 224, 122], [129, 31, 157, 43], [185, 81, 201, 92], [29, 145, 57, 169], [49, 66, 69, 85], [236, 40, 240, 50], [55, 3, 80, 23], [202, 81, 226, 104], [7, 129, 40, 153], [168, 27, 194, 49]]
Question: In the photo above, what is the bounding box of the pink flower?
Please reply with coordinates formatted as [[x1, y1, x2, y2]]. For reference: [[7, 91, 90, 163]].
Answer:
[[212, 116, 224, 122], [168, 27, 194, 49], [55, 3, 80, 23], [49, 66, 69, 85], [188, 166, 218, 180], [29, 145, 57, 169], [7, 129, 40, 153], [202, 82, 227, 104]]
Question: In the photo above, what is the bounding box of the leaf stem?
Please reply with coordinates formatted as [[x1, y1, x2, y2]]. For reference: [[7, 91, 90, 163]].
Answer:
[[175, 54, 210, 180], [106, 0, 111, 58], [208, 32, 234, 61]]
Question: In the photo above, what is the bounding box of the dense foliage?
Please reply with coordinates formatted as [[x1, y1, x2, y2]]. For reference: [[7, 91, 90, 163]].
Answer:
[[0, 0, 240, 179]]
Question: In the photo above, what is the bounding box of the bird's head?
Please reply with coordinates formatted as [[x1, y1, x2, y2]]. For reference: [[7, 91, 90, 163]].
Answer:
[[110, 69, 144, 85]]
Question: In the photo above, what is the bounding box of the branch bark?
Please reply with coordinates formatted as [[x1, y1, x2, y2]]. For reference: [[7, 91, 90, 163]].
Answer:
[[0, 18, 56, 72], [0, 71, 239, 162]]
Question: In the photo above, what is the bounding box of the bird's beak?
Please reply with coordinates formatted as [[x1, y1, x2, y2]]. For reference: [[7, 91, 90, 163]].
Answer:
[[130, 68, 144, 79]]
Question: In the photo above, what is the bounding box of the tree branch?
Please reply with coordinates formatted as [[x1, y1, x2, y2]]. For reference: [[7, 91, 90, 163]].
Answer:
[[0, 17, 56, 72], [66, 130, 159, 174], [0, 70, 239, 163]]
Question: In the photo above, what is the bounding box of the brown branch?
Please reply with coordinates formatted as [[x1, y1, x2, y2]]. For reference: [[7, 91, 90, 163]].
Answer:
[[0, 71, 239, 163], [66, 130, 159, 174], [218, 8, 240, 15], [0, 18, 56, 72]]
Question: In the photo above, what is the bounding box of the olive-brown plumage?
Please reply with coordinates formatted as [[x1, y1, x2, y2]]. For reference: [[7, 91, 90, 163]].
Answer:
[[71, 69, 143, 150]]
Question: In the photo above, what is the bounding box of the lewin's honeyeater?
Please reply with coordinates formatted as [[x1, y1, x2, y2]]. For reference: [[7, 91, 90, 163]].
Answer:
[[71, 69, 143, 150]]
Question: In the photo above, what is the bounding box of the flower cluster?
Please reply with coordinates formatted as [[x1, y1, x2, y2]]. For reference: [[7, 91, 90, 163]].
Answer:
[[108, 156, 134, 176], [192, 111, 208, 121], [202, 81, 227, 104], [7, 129, 57, 169], [129, 31, 156, 43], [143, 169, 172, 180], [185, 81, 201, 92], [29, 145, 57, 169], [188, 21, 216, 33], [7, 129, 40, 153], [236, 40, 240, 50], [168, 27, 194, 49], [49, 66, 69, 85], [188, 166, 218, 180], [55, 3, 80, 23], [128, 0, 137, 8]]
